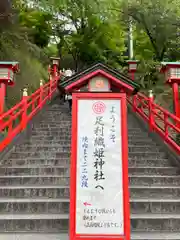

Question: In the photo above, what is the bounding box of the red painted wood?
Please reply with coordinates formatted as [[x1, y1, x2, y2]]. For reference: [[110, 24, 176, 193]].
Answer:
[[70, 92, 130, 240], [172, 82, 180, 127], [127, 93, 180, 154], [65, 69, 134, 94], [0, 83, 5, 114], [0, 68, 179, 156], [0, 75, 59, 152]]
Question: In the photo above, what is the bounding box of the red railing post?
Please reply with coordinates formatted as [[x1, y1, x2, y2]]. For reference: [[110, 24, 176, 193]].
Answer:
[[0, 83, 6, 115], [39, 79, 44, 109], [132, 95, 137, 112], [148, 90, 155, 131], [49, 75, 52, 100], [164, 112, 168, 138], [21, 88, 28, 130], [172, 82, 180, 128]]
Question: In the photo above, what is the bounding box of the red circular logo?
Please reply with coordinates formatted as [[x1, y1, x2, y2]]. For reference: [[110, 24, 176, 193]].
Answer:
[[92, 101, 106, 114]]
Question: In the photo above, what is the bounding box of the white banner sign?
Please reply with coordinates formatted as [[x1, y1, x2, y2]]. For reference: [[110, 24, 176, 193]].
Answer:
[[76, 99, 124, 235]]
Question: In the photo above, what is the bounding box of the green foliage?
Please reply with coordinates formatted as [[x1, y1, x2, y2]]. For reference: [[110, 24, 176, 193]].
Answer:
[[19, 9, 52, 48], [37, 0, 127, 70], [120, 0, 180, 61], [0, 29, 48, 109], [44, 44, 58, 58], [2, 0, 180, 112]]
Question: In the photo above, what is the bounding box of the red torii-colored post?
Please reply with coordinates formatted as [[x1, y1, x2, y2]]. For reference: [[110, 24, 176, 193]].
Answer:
[[127, 60, 139, 111], [126, 60, 139, 81], [0, 62, 19, 114], [50, 57, 60, 76], [160, 62, 180, 128]]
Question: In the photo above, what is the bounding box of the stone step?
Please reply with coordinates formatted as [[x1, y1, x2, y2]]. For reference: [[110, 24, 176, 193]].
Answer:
[[128, 152, 166, 159], [127, 128, 147, 131], [130, 199, 180, 214], [29, 135, 71, 141], [1, 185, 180, 199], [128, 133, 150, 137], [130, 186, 180, 198], [1, 159, 70, 167], [6, 152, 70, 159], [32, 126, 71, 131], [41, 117, 70, 121], [129, 167, 180, 175], [13, 146, 70, 153], [128, 131, 150, 136], [128, 146, 161, 152], [0, 186, 70, 198], [22, 141, 71, 145], [32, 126, 71, 130], [33, 125, 71, 129], [0, 176, 69, 186], [0, 214, 179, 234], [129, 175, 180, 186], [14, 145, 162, 152], [30, 134, 70, 139], [25, 136, 155, 143], [0, 218, 68, 232], [0, 233, 69, 240], [131, 213, 180, 231], [36, 120, 71, 125], [0, 201, 69, 214], [2, 159, 171, 168], [128, 158, 172, 167], [39, 112, 69, 115], [0, 167, 70, 176], [1, 174, 179, 186], [128, 139, 157, 144], [2, 198, 180, 215], [31, 130, 71, 135], [0, 213, 69, 220], [0, 198, 69, 203], [131, 232, 180, 239], [22, 139, 155, 145], [39, 116, 70, 120]]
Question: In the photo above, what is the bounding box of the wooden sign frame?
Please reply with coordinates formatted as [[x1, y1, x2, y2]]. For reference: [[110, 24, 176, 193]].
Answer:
[[70, 92, 130, 240]]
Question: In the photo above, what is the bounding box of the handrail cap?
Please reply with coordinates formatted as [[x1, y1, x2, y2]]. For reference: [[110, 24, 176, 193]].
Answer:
[[40, 79, 43, 86], [148, 89, 153, 98], [23, 88, 28, 97]]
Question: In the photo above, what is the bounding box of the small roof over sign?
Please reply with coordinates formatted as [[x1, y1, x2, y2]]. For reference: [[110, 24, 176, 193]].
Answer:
[[59, 63, 140, 95], [0, 61, 19, 66], [0, 61, 19, 72], [50, 57, 60, 60], [161, 62, 180, 66]]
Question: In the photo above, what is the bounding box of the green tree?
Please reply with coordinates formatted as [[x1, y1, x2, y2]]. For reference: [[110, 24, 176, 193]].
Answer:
[[19, 9, 52, 48], [36, 0, 126, 69], [114, 0, 180, 61]]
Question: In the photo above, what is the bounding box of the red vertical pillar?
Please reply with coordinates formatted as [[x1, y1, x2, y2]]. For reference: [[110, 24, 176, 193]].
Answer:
[[130, 71, 135, 81], [148, 90, 155, 131], [172, 82, 180, 127], [129, 70, 136, 111], [0, 83, 5, 114], [53, 64, 57, 76]]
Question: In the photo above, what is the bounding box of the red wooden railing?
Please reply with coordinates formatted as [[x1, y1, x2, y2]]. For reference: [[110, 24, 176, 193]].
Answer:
[[0, 75, 59, 152], [128, 94, 180, 154], [0, 73, 179, 155]]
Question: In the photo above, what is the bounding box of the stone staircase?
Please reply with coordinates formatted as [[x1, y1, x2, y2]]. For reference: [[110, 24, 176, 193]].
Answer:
[[0, 99, 179, 240]]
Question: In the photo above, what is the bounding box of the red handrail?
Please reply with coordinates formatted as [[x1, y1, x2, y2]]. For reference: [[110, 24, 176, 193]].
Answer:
[[127, 93, 180, 154], [0, 75, 59, 152], [0, 75, 179, 155]]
